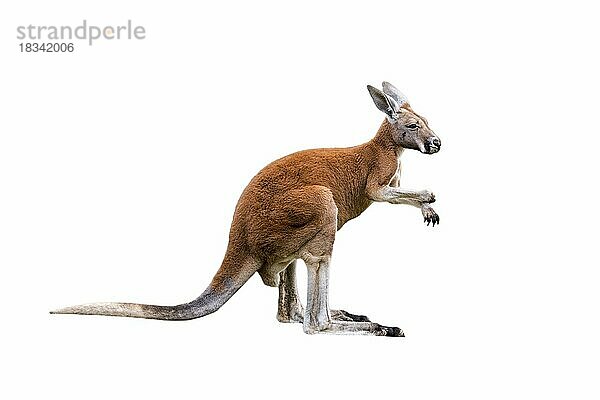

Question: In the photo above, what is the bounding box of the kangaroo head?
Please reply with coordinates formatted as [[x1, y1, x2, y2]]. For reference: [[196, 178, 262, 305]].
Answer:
[[367, 82, 441, 154]]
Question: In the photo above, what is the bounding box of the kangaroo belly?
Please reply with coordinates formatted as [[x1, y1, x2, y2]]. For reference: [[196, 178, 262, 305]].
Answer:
[[333, 193, 373, 229]]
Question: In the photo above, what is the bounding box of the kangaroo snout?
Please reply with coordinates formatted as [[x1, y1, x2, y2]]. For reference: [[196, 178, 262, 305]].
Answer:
[[424, 136, 441, 154]]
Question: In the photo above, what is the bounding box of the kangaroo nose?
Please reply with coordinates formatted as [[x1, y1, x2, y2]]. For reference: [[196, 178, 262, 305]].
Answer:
[[432, 137, 441, 147]]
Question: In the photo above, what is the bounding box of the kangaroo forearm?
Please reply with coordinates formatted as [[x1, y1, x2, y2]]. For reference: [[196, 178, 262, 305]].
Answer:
[[393, 198, 423, 208], [368, 186, 432, 204]]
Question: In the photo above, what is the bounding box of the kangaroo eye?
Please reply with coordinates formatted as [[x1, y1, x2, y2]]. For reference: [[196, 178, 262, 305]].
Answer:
[[406, 124, 418, 130]]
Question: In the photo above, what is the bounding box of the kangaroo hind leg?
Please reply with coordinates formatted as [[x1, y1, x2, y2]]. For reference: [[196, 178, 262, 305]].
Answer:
[[277, 260, 304, 323], [302, 255, 403, 337], [275, 261, 368, 324], [294, 188, 403, 336]]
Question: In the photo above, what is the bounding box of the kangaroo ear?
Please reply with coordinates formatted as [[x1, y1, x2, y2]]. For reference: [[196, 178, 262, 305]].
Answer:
[[382, 81, 409, 107], [367, 85, 399, 120]]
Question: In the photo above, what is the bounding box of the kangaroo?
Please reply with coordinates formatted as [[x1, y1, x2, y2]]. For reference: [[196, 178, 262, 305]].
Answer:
[[51, 81, 441, 336]]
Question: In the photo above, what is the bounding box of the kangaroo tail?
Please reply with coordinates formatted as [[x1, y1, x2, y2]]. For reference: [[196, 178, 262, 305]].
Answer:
[[50, 253, 260, 321]]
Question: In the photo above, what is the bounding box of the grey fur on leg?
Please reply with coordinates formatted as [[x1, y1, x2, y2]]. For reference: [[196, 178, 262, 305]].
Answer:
[[303, 256, 331, 333], [302, 255, 404, 337], [276, 261, 370, 324], [277, 260, 304, 323]]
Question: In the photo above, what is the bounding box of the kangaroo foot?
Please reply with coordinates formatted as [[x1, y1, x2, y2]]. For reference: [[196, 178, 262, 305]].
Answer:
[[277, 305, 304, 323], [330, 309, 371, 322], [304, 321, 404, 337]]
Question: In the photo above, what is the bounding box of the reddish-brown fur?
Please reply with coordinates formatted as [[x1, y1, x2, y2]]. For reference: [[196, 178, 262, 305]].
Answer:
[[210, 118, 400, 289]]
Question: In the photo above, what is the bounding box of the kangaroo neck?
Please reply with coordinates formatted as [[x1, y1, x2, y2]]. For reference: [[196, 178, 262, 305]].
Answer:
[[370, 118, 404, 158]]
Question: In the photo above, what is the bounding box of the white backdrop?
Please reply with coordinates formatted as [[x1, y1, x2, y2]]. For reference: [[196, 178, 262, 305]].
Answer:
[[1, 1, 599, 399]]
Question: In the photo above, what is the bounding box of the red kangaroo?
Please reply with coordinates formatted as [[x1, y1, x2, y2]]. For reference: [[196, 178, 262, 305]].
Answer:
[[51, 81, 441, 336]]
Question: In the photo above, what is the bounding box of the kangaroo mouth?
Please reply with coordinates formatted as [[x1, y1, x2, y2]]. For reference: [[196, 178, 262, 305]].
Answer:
[[422, 143, 440, 154]]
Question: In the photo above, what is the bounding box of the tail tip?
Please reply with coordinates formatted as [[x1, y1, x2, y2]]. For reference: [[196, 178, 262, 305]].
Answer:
[[50, 306, 75, 315]]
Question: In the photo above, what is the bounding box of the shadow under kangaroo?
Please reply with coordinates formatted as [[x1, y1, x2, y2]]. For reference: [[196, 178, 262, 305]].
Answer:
[[51, 81, 441, 336]]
